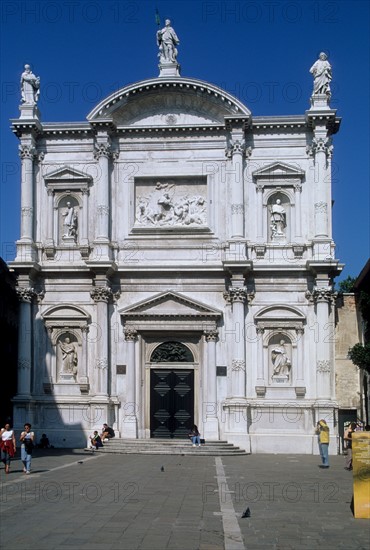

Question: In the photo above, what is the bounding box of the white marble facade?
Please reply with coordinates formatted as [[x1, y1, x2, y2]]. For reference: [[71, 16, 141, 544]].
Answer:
[[11, 53, 342, 453]]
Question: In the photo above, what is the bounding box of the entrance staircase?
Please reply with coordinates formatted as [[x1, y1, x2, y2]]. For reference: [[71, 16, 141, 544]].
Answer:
[[86, 438, 248, 456]]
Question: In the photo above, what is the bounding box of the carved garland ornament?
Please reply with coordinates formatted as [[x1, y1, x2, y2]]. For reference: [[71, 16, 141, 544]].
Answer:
[[316, 360, 331, 373], [231, 359, 246, 372]]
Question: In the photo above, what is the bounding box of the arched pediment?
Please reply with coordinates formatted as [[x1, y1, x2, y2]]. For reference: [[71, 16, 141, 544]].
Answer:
[[42, 304, 90, 321], [87, 78, 251, 127], [255, 305, 305, 322]]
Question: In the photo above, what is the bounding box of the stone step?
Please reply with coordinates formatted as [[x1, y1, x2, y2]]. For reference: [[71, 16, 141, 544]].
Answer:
[[84, 438, 248, 456]]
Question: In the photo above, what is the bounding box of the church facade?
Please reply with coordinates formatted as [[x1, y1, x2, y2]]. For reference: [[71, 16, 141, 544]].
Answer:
[[11, 40, 342, 453]]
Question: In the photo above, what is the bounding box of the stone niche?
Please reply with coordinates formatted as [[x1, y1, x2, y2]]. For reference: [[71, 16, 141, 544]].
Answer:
[[133, 176, 207, 230]]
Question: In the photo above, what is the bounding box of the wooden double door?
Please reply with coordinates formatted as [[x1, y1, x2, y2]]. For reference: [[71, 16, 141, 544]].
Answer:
[[150, 368, 194, 438]]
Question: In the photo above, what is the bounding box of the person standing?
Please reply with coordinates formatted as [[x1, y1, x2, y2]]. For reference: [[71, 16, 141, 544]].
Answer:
[[20, 423, 35, 474], [0, 423, 16, 474], [315, 419, 330, 468], [344, 422, 357, 470]]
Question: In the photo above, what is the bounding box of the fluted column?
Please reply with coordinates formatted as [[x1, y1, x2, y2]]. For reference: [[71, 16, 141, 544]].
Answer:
[[91, 286, 112, 395], [123, 327, 138, 438], [81, 188, 89, 245], [93, 139, 111, 259], [294, 183, 302, 238], [19, 144, 36, 242], [225, 142, 250, 239], [296, 327, 305, 383], [256, 327, 265, 382], [312, 288, 334, 399], [16, 287, 36, 396], [309, 136, 332, 238], [256, 183, 264, 239], [224, 286, 248, 399], [203, 329, 219, 439]]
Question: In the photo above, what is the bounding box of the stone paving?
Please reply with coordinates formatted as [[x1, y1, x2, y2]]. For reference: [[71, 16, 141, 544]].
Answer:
[[0, 449, 369, 549]]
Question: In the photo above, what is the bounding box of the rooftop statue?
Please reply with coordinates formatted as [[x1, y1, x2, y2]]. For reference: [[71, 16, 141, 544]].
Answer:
[[21, 64, 40, 104], [157, 19, 180, 64], [310, 52, 332, 96]]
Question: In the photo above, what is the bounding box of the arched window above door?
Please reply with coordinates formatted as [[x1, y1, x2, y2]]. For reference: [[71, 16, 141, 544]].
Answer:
[[151, 341, 194, 363]]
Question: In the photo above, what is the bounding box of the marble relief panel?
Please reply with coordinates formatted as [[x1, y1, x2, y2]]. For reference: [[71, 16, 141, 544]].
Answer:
[[134, 177, 207, 228]]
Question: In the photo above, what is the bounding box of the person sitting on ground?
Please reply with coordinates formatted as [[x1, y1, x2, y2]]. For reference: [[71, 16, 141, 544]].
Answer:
[[188, 424, 201, 447], [100, 423, 115, 441], [38, 433, 50, 449], [89, 431, 103, 450]]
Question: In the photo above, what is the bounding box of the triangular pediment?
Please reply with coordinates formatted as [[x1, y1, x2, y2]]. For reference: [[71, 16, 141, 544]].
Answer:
[[252, 161, 305, 180], [44, 165, 92, 182], [120, 291, 222, 319]]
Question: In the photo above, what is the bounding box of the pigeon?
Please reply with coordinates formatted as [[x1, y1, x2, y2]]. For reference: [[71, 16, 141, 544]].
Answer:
[[161, 466, 164, 472], [241, 507, 251, 518], [78, 461, 83, 464]]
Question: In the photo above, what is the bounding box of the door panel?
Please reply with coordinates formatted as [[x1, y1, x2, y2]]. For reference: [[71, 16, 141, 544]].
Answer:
[[150, 369, 194, 438]]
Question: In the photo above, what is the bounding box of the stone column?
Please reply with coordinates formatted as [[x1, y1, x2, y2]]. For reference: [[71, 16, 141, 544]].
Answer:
[[256, 183, 264, 239], [90, 287, 112, 396], [295, 327, 305, 383], [17, 143, 36, 262], [294, 183, 302, 238], [93, 139, 111, 260], [203, 329, 219, 439], [312, 288, 334, 399], [224, 286, 248, 399], [123, 327, 138, 438], [16, 287, 36, 396], [256, 327, 265, 383], [310, 136, 332, 238], [226, 141, 250, 239]]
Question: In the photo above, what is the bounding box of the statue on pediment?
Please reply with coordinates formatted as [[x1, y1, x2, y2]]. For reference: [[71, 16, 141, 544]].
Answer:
[[21, 64, 40, 104], [310, 53, 332, 96], [157, 19, 180, 63]]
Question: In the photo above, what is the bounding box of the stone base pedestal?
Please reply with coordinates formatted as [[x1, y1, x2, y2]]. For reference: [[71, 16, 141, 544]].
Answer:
[[19, 103, 41, 120], [203, 417, 219, 440], [310, 93, 331, 110], [158, 62, 180, 77], [272, 374, 289, 384], [122, 417, 138, 438]]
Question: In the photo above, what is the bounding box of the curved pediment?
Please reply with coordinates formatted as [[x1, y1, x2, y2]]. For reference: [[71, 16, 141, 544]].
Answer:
[[255, 305, 305, 322], [87, 78, 251, 127], [42, 304, 90, 320]]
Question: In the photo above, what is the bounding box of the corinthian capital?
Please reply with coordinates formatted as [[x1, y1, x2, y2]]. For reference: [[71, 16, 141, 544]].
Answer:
[[19, 144, 36, 160], [204, 329, 218, 342], [223, 287, 250, 304], [225, 139, 248, 159], [16, 286, 37, 303], [90, 286, 112, 303], [308, 287, 336, 304], [124, 327, 138, 341], [93, 143, 112, 159], [308, 137, 333, 158]]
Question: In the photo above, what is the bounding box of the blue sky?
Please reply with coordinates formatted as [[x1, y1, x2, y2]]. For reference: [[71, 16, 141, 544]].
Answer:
[[0, 0, 369, 280]]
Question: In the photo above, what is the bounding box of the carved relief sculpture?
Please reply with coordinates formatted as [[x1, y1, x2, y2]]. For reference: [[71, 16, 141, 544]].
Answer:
[[135, 181, 207, 228], [21, 64, 40, 104], [309, 52, 332, 96], [270, 199, 286, 239]]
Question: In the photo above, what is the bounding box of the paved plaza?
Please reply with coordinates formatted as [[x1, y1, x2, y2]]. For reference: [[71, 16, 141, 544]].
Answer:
[[1, 449, 369, 550]]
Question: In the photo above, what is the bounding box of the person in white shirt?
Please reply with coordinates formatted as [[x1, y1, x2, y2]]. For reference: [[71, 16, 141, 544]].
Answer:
[[0, 423, 16, 474]]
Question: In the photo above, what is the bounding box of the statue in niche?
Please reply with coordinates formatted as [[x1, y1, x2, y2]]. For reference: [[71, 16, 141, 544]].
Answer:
[[59, 336, 78, 375], [271, 340, 291, 376], [21, 64, 40, 104], [62, 202, 78, 240], [135, 182, 207, 227], [157, 19, 180, 63], [270, 199, 286, 238], [310, 52, 332, 96]]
